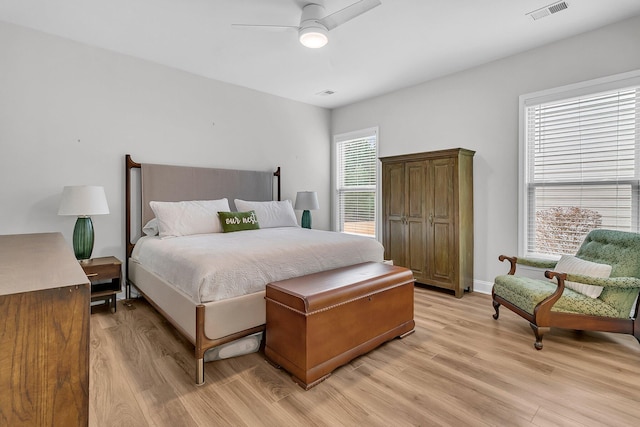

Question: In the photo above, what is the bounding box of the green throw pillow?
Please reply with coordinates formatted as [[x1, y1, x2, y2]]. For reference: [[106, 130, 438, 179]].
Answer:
[[218, 211, 260, 232]]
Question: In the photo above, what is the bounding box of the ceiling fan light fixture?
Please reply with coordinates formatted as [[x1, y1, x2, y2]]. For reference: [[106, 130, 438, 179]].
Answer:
[[234, 1, 381, 49], [299, 25, 328, 48]]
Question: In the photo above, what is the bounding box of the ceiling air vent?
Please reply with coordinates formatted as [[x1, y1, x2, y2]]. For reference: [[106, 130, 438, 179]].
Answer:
[[316, 90, 335, 96], [527, 1, 569, 21]]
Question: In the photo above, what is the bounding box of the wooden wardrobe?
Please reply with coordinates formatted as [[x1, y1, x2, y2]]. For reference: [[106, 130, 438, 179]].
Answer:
[[381, 148, 474, 298]]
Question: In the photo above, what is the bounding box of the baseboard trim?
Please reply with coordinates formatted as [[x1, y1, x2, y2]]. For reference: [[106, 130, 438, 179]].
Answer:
[[473, 279, 493, 295]]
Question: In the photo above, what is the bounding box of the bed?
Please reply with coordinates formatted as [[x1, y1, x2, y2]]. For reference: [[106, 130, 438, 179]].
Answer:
[[124, 155, 384, 384]]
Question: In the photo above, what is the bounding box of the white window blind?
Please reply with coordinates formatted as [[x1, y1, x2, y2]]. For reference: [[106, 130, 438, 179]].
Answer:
[[523, 83, 640, 257], [336, 131, 377, 238]]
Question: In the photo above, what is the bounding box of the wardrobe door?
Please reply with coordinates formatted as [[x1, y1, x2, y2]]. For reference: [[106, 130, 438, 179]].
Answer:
[[426, 157, 456, 288], [405, 161, 427, 282], [383, 162, 406, 267]]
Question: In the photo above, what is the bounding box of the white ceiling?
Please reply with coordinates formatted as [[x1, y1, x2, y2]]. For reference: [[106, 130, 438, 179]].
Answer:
[[1, 0, 640, 109]]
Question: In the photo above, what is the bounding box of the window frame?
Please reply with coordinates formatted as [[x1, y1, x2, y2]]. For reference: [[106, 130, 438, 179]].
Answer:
[[519, 70, 640, 258], [332, 127, 380, 239]]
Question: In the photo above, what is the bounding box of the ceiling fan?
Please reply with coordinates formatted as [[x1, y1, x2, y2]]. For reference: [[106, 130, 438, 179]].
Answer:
[[232, 0, 382, 48]]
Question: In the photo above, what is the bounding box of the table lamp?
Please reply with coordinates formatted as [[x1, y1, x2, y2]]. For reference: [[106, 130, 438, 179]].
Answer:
[[294, 191, 319, 229], [58, 185, 109, 262]]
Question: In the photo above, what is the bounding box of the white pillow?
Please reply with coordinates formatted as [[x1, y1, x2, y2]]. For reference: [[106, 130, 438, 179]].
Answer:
[[553, 255, 611, 298], [142, 218, 159, 236], [234, 199, 298, 228], [150, 199, 230, 239]]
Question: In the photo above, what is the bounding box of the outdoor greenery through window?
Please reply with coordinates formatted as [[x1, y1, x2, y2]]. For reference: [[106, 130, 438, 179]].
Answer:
[[521, 73, 640, 257], [335, 129, 378, 238]]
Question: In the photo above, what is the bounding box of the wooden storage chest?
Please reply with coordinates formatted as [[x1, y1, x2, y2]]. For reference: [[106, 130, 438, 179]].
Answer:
[[265, 262, 415, 389]]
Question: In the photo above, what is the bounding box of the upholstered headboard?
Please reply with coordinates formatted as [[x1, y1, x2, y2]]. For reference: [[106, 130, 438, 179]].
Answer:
[[125, 155, 281, 259], [140, 163, 275, 225]]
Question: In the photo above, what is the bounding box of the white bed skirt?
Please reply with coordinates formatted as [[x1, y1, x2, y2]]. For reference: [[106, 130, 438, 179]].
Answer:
[[129, 259, 266, 343]]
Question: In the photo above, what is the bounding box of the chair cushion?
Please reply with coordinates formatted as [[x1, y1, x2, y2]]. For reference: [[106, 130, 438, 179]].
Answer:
[[494, 275, 620, 318], [553, 255, 611, 298]]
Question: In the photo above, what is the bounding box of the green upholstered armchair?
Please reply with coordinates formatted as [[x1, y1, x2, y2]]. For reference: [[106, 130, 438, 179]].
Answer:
[[492, 229, 640, 350]]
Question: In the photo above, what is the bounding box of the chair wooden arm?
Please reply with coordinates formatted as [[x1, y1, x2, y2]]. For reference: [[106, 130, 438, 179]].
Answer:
[[498, 255, 518, 275], [533, 270, 568, 326]]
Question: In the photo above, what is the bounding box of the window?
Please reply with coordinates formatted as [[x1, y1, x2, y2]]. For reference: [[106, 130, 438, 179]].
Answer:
[[334, 128, 378, 238], [520, 71, 640, 258]]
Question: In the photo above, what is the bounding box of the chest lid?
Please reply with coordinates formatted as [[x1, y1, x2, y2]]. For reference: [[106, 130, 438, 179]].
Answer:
[[266, 262, 414, 314]]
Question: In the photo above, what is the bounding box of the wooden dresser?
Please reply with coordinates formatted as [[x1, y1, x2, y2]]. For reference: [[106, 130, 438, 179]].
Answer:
[[0, 233, 90, 426], [381, 148, 474, 298]]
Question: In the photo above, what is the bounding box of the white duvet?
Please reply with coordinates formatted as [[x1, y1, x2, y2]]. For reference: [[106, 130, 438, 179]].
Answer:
[[131, 227, 384, 303]]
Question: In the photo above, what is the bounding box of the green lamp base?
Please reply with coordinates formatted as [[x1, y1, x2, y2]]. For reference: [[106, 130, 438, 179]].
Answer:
[[73, 216, 94, 261], [301, 210, 312, 229]]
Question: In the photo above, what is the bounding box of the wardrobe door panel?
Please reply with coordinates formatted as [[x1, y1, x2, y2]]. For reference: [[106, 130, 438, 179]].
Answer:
[[387, 219, 406, 266], [407, 161, 425, 219], [387, 164, 405, 218], [432, 158, 454, 222], [432, 222, 453, 284], [408, 221, 425, 280]]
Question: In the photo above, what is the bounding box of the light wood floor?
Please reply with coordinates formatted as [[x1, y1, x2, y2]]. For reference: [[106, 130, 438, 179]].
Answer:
[[89, 287, 640, 426]]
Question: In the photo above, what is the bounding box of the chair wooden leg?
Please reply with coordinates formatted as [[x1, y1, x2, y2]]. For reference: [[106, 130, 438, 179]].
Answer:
[[530, 323, 549, 350], [492, 300, 500, 320]]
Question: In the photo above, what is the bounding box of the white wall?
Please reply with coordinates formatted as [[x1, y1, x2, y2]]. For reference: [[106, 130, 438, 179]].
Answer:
[[2, 15, 640, 290], [0, 21, 331, 262], [331, 15, 640, 291]]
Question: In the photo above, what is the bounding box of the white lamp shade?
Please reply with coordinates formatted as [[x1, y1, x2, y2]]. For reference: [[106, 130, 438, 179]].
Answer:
[[58, 186, 110, 216], [295, 191, 320, 210]]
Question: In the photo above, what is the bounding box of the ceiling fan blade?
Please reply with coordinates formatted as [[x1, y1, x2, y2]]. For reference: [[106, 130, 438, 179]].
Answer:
[[231, 24, 299, 32], [318, 0, 381, 31]]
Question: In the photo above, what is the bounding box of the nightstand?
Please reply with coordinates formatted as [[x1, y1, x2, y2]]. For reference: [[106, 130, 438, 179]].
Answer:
[[81, 256, 122, 313]]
